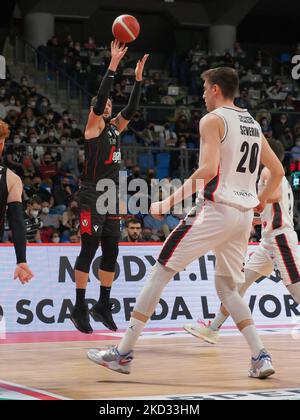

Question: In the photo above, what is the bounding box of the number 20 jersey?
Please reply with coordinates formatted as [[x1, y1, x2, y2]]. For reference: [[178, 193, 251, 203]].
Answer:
[[198, 106, 262, 210]]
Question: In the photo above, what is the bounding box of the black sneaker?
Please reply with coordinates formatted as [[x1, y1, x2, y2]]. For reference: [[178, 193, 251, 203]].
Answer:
[[90, 302, 118, 331], [70, 305, 93, 334]]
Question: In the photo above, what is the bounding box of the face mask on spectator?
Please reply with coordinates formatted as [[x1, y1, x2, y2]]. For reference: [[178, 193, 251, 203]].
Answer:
[[61, 139, 67, 146], [297, 141, 300, 147], [30, 137, 38, 144], [42, 207, 50, 215], [51, 152, 57, 158], [71, 123, 77, 129], [29, 101, 36, 108], [10, 99, 16, 105], [30, 210, 39, 218], [52, 236, 60, 243], [14, 137, 21, 144], [49, 132, 55, 138]]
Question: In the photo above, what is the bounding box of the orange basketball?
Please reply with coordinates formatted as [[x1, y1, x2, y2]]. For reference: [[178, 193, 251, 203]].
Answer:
[[112, 15, 140, 44]]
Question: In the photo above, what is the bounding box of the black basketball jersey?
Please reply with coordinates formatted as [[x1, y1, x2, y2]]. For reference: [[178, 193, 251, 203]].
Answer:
[[82, 124, 121, 185], [0, 165, 8, 238]]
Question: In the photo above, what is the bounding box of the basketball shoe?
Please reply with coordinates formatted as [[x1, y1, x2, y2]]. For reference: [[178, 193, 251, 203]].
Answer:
[[249, 349, 275, 379], [87, 346, 133, 374], [184, 320, 219, 344]]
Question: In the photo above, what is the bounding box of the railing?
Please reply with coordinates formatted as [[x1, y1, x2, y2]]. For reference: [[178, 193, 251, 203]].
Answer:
[[3, 143, 198, 180], [14, 37, 93, 123]]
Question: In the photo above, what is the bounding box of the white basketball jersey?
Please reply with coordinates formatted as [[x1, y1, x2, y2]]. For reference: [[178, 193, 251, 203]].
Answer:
[[260, 176, 294, 238], [198, 107, 262, 210]]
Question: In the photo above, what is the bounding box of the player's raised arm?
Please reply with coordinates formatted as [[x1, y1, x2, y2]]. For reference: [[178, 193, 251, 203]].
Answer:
[[256, 135, 285, 212], [85, 40, 128, 140], [111, 54, 149, 133], [6, 170, 34, 284]]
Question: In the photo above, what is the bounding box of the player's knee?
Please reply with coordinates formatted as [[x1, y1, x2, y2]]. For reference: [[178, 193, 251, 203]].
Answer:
[[75, 236, 99, 273], [100, 236, 119, 272]]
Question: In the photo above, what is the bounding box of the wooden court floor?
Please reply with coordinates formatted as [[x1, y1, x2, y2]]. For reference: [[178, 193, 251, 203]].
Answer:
[[0, 334, 299, 400]]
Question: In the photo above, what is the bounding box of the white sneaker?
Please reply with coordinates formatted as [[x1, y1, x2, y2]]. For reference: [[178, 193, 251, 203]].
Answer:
[[184, 321, 219, 344], [249, 350, 275, 379], [87, 346, 133, 374]]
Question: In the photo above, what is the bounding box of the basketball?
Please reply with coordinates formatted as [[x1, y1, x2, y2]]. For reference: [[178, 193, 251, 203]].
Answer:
[[112, 15, 140, 44]]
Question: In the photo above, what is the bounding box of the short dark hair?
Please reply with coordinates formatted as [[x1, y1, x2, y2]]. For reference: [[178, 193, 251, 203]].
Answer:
[[201, 67, 239, 100], [125, 218, 142, 228], [268, 139, 285, 162]]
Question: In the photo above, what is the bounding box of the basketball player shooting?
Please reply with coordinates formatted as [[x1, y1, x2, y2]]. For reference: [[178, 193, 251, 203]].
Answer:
[[185, 139, 300, 345], [0, 120, 33, 284], [70, 40, 149, 334], [87, 67, 284, 379]]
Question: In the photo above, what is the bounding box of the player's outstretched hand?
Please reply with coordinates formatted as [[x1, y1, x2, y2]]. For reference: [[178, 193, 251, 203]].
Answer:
[[110, 39, 128, 66], [135, 54, 149, 81], [14, 263, 34, 285]]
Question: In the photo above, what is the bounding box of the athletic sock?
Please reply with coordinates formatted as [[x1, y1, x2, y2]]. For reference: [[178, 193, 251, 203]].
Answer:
[[98, 286, 111, 307], [209, 312, 228, 331], [75, 289, 86, 307], [117, 318, 146, 355], [241, 325, 264, 359]]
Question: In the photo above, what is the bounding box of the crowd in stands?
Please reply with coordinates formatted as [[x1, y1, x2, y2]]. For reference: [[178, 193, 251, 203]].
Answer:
[[1, 35, 300, 243]]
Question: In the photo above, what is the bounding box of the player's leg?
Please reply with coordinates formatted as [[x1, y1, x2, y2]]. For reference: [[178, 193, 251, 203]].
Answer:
[[213, 222, 275, 378], [274, 232, 300, 304], [90, 234, 119, 331], [87, 203, 225, 373], [71, 234, 100, 334], [208, 246, 274, 334]]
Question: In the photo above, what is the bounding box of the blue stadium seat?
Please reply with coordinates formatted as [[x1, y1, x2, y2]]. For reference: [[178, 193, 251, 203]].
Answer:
[[156, 153, 170, 179], [138, 153, 155, 174]]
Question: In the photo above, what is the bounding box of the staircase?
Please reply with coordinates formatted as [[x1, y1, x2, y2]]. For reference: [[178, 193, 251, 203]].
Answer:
[[10, 38, 90, 127]]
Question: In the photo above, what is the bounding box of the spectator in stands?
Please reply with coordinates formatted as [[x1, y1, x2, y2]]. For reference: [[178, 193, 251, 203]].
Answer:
[[25, 176, 53, 203], [175, 114, 192, 143], [235, 88, 252, 110], [5, 95, 21, 113], [50, 230, 61, 243], [142, 227, 160, 242], [273, 113, 291, 139], [291, 137, 300, 161], [52, 178, 74, 214], [40, 200, 61, 229], [69, 230, 80, 243], [70, 119, 83, 141], [112, 83, 128, 103], [5, 135, 26, 176], [159, 123, 177, 148], [279, 127, 295, 151], [47, 36, 59, 47], [143, 214, 171, 240], [39, 153, 58, 179], [145, 79, 161, 103], [123, 218, 144, 242], [84, 36, 97, 50], [142, 122, 160, 146], [267, 79, 284, 99], [24, 198, 42, 243], [130, 112, 146, 136], [260, 117, 273, 138], [62, 200, 79, 231]]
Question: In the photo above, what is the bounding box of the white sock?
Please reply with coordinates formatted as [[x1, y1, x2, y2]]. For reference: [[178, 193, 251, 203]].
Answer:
[[241, 325, 264, 358], [117, 318, 146, 355], [209, 312, 228, 331]]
